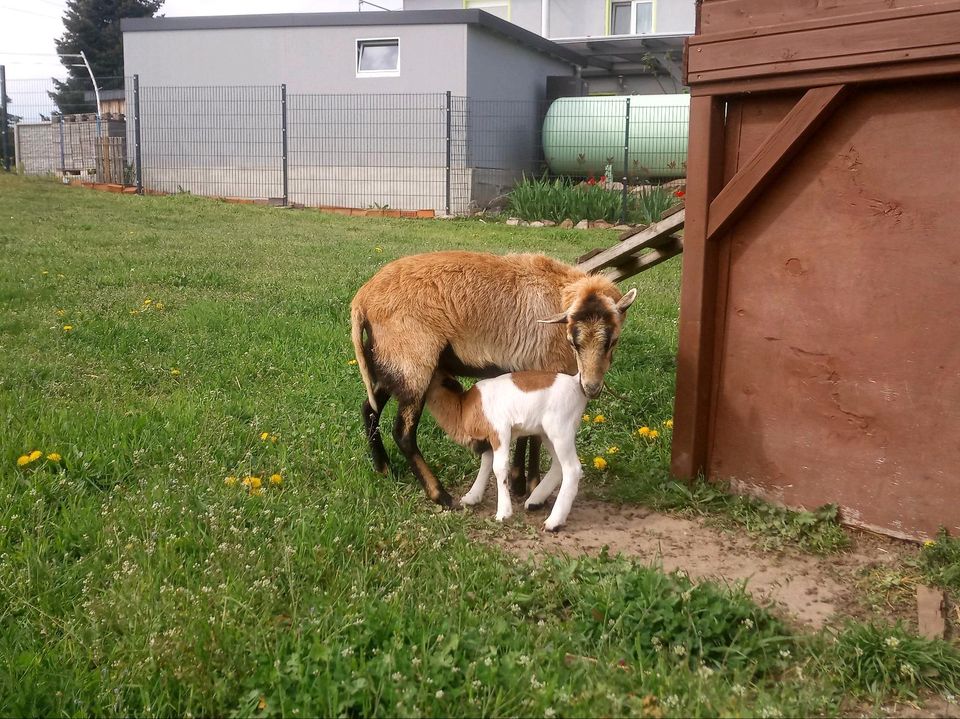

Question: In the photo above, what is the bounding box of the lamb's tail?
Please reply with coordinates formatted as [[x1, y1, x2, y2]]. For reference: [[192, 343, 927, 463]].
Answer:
[[350, 302, 379, 411]]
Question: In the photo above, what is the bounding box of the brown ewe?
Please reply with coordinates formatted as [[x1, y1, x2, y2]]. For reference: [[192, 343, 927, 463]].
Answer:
[[350, 250, 636, 508]]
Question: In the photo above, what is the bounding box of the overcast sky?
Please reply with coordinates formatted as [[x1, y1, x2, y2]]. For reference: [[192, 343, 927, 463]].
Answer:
[[0, 0, 404, 82]]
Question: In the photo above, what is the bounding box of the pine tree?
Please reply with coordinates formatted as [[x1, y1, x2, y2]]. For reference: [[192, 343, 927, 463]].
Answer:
[[50, 0, 162, 115]]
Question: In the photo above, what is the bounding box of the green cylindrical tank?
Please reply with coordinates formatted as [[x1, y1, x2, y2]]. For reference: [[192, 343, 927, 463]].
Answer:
[[542, 94, 689, 180]]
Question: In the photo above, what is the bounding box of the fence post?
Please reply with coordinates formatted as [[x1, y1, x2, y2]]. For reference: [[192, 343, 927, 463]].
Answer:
[[621, 96, 631, 225], [133, 74, 143, 194], [444, 90, 452, 216], [1, 65, 9, 172], [280, 83, 288, 206], [58, 114, 66, 174]]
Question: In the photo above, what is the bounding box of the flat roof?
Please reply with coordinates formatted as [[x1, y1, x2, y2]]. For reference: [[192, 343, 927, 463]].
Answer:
[[121, 9, 590, 68]]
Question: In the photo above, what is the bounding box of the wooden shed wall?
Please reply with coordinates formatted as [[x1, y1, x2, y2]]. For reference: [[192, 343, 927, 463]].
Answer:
[[673, 0, 960, 539]]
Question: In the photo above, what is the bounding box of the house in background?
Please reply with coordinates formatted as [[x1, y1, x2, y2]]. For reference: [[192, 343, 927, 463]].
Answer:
[[121, 10, 588, 210], [402, 0, 695, 94]]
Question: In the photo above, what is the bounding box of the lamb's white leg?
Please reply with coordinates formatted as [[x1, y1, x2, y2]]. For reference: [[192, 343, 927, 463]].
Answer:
[[525, 438, 561, 510], [460, 450, 493, 507], [543, 437, 583, 532], [492, 443, 513, 522]]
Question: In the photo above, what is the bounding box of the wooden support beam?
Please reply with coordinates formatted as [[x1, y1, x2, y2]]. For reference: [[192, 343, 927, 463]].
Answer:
[[603, 237, 684, 282], [706, 84, 848, 242], [671, 95, 726, 481], [577, 209, 685, 275]]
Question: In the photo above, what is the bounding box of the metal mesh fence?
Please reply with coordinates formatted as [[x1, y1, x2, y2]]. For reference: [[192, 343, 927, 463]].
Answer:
[[2, 71, 689, 216], [138, 85, 283, 199], [288, 92, 453, 211]]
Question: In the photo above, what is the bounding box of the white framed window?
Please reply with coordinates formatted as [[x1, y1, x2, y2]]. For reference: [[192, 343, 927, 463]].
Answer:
[[611, 0, 654, 35], [356, 38, 400, 77]]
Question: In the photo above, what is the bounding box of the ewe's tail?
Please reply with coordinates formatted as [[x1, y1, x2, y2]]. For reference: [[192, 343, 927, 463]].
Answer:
[[350, 302, 379, 411]]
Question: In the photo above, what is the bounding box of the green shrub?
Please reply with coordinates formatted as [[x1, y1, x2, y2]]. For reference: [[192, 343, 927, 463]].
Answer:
[[918, 529, 960, 593], [506, 173, 681, 225]]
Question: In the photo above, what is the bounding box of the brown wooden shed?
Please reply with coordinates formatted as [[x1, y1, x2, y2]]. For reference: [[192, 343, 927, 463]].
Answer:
[[671, 0, 960, 540]]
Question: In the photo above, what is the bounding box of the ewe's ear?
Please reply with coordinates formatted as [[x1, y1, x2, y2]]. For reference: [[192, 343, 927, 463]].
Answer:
[[616, 288, 638, 313], [537, 312, 568, 325]]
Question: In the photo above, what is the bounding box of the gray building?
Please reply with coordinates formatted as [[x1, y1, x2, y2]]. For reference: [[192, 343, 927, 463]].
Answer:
[[403, 0, 694, 94], [121, 10, 588, 211]]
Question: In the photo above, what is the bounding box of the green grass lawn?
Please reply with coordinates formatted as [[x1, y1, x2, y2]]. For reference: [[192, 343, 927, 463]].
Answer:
[[1, 175, 957, 716]]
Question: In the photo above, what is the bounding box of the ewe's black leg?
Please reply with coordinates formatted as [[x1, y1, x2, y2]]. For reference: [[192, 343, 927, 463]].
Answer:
[[510, 436, 528, 496], [362, 387, 392, 474], [526, 436, 542, 494], [393, 400, 455, 508]]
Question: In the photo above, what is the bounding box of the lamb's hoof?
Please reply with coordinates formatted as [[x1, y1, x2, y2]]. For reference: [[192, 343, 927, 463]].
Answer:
[[542, 520, 564, 533], [460, 493, 483, 507], [524, 500, 546, 511], [495, 512, 513, 523]]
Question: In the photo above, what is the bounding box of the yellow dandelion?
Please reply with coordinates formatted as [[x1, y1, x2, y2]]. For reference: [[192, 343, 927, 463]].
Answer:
[[924, 540, 936, 548], [637, 426, 652, 437], [224, 476, 238, 487], [56, 309, 65, 317], [664, 419, 674, 429], [154, 301, 165, 311], [260, 432, 270, 441], [593, 456, 608, 470], [649, 429, 660, 439], [41, 270, 49, 276], [241, 476, 253, 487], [270, 434, 278, 443], [248, 477, 262, 489], [170, 368, 180, 376], [46, 453, 62, 462], [249, 486, 263, 496], [582, 414, 591, 423], [593, 415, 606, 424], [348, 359, 358, 365], [607, 446, 620, 455], [269, 473, 283, 485], [143, 298, 152, 305], [130, 309, 140, 316], [374, 246, 383, 253], [17, 455, 32, 467], [28, 450, 42, 462], [62, 325, 73, 332], [56, 274, 64, 279], [258, 697, 267, 711]]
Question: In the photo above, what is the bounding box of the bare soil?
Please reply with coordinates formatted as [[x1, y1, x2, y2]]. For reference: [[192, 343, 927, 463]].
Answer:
[[467, 496, 922, 631]]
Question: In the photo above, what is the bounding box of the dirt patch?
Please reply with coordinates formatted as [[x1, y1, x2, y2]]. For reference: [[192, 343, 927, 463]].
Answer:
[[468, 497, 919, 630]]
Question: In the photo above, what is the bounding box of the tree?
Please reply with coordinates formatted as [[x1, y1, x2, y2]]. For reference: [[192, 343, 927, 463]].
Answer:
[[50, 0, 162, 115]]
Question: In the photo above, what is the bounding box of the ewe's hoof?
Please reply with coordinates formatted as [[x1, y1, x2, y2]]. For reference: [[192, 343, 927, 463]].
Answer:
[[542, 521, 563, 533], [460, 493, 482, 507], [434, 490, 456, 509], [524, 500, 546, 511]]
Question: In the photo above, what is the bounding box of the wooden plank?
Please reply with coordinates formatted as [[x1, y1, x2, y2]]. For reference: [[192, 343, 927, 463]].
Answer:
[[705, 85, 847, 242], [690, 41, 960, 86], [671, 95, 727, 481], [687, 2, 960, 89], [603, 237, 684, 282], [917, 585, 946, 640], [691, 0, 960, 48], [576, 209, 685, 274], [690, 55, 960, 96]]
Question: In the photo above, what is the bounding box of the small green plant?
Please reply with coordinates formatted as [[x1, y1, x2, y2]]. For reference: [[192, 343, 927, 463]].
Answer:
[[918, 529, 960, 593], [827, 622, 960, 698], [635, 185, 681, 225]]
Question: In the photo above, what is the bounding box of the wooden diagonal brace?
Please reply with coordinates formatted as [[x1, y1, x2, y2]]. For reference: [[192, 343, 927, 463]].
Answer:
[[706, 84, 848, 242], [577, 208, 686, 275]]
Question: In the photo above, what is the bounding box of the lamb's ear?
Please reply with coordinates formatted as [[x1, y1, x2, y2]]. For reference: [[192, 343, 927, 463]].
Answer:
[[616, 288, 638, 313], [537, 312, 568, 325]]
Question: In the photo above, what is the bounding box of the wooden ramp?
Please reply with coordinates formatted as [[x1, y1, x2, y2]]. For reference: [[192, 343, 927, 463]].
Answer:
[[576, 205, 685, 281]]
